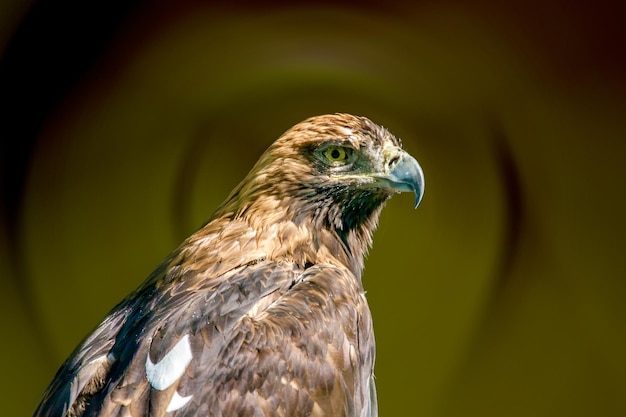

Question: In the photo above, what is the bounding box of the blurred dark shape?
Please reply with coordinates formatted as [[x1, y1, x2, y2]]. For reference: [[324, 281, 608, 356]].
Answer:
[[0, 0, 144, 242]]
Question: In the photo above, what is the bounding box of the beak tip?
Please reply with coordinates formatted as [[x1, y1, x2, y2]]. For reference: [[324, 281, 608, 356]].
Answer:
[[413, 187, 424, 209], [410, 157, 425, 209]]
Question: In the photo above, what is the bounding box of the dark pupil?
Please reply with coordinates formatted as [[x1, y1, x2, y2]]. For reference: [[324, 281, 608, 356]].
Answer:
[[331, 149, 341, 159]]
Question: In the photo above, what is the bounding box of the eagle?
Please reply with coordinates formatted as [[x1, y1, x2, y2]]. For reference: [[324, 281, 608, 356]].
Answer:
[[34, 113, 424, 417]]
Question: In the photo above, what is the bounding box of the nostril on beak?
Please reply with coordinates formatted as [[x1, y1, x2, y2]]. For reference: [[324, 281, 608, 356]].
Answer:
[[388, 155, 400, 169]]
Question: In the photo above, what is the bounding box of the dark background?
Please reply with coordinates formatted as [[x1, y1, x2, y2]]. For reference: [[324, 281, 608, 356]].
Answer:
[[2, 1, 625, 416]]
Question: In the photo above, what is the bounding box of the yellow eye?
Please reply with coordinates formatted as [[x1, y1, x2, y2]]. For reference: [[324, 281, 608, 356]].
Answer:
[[323, 146, 351, 162]]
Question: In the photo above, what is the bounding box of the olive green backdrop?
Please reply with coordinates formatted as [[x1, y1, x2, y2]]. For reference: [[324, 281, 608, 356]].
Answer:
[[2, 1, 625, 416]]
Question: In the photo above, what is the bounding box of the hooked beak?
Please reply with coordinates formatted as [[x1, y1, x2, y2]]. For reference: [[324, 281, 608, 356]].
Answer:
[[373, 150, 425, 208]]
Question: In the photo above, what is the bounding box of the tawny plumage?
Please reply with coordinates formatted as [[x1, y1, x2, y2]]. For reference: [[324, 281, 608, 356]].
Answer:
[[34, 113, 424, 417]]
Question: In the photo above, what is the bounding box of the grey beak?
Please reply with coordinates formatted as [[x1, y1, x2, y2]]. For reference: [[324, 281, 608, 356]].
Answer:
[[377, 151, 425, 208]]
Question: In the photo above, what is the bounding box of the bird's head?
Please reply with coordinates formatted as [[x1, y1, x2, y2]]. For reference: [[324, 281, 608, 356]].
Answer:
[[212, 113, 424, 271]]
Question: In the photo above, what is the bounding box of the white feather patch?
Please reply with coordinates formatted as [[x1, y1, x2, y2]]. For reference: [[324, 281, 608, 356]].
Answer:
[[145, 334, 193, 391], [166, 391, 193, 412]]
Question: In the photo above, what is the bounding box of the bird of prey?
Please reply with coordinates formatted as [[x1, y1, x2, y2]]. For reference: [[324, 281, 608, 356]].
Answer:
[[33, 113, 424, 417]]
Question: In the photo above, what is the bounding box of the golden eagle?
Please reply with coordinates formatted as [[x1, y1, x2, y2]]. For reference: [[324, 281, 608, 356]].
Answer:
[[34, 114, 424, 417]]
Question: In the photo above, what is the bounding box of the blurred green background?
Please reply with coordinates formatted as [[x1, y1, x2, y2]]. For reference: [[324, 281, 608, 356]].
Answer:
[[2, 1, 625, 416]]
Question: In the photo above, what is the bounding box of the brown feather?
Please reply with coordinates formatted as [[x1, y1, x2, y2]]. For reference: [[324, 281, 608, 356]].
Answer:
[[34, 114, 421, 417]]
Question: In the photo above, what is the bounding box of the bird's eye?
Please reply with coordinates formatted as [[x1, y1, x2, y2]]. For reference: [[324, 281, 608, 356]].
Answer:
[[323, 146, 352, 163]]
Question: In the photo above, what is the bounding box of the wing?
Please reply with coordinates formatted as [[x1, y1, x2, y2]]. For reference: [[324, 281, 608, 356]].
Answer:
[[182, 264, 377, 417], [35, 261, 376, 417], [33, 261, 172, 417], [33, 302, 131, 417]]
